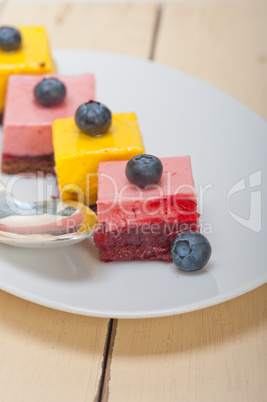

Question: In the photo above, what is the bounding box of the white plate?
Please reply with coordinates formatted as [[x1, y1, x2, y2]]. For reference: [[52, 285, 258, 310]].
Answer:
[[0, 50, 266, 319]]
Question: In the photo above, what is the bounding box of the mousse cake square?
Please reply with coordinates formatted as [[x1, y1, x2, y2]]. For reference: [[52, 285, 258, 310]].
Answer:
[[2, 73, 95, 175], [94, 156, 199, 262], [0, 26, 55, 115], [52, 112, 145, 205]]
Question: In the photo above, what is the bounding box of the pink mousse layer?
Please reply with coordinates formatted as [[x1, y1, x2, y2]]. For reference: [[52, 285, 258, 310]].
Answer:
[[97, 156, 198, 226], [2, 73, 95, 157]]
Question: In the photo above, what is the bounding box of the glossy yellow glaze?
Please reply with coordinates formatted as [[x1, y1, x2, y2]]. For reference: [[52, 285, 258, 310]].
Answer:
[[0, 26, 55, 111], [64, 200, 99, 233], [53, 113, 145, 205]]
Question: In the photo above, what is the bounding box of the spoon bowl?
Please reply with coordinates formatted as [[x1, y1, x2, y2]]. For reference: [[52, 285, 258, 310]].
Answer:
[[0, 181, 97, 248]]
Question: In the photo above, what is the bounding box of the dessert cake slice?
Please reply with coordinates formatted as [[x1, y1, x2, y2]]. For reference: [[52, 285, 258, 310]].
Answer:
[[94, 156, 199, 262], [52, 112, 145, 205], [2, 73, 95, 174], [0, 26, 55, 118]]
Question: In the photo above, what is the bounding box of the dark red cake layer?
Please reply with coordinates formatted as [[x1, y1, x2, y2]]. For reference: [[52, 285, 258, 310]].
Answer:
[[94, 218, 199, 261], [2, 153, 55, 175], [94, 219, 199, 250], [98, 244, 174, 262]]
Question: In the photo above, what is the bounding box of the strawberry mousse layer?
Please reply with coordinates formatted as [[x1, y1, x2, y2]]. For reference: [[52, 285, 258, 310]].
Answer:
[[94, 156, 199, 262], [2, 73, 95, 174]]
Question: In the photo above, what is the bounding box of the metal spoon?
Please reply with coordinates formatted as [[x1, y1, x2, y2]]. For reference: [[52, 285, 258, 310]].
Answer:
[[0, 181, 97, 248]]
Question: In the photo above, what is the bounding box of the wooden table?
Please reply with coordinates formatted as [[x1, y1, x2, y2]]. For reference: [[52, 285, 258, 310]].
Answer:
[[0, 2, 266, 401]]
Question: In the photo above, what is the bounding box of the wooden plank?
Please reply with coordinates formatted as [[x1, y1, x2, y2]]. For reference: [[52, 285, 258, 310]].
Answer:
[[0, 291, 109, 402], [107, 284, 267, 402], [0, 2, 157, 58], [105, 3, 267, 400], [0, 3, 157, 401], [0, 1, 5, 15], [155, 1, 267, 120]]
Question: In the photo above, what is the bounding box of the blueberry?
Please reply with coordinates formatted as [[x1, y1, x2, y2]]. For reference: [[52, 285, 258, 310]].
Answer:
[[74, 101, 112, 136], [171, 231, 211, 272], [0, 26, 22, 51], [34, 78, 66, 107], [125, 154, 163, 188]]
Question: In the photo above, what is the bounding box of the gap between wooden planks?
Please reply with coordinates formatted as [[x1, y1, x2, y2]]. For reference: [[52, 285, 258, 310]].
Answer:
[[94, 4, 161, 400]]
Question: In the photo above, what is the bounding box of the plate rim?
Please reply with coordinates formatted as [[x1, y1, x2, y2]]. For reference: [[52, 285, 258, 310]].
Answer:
[[0, 273, 266, 319]]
